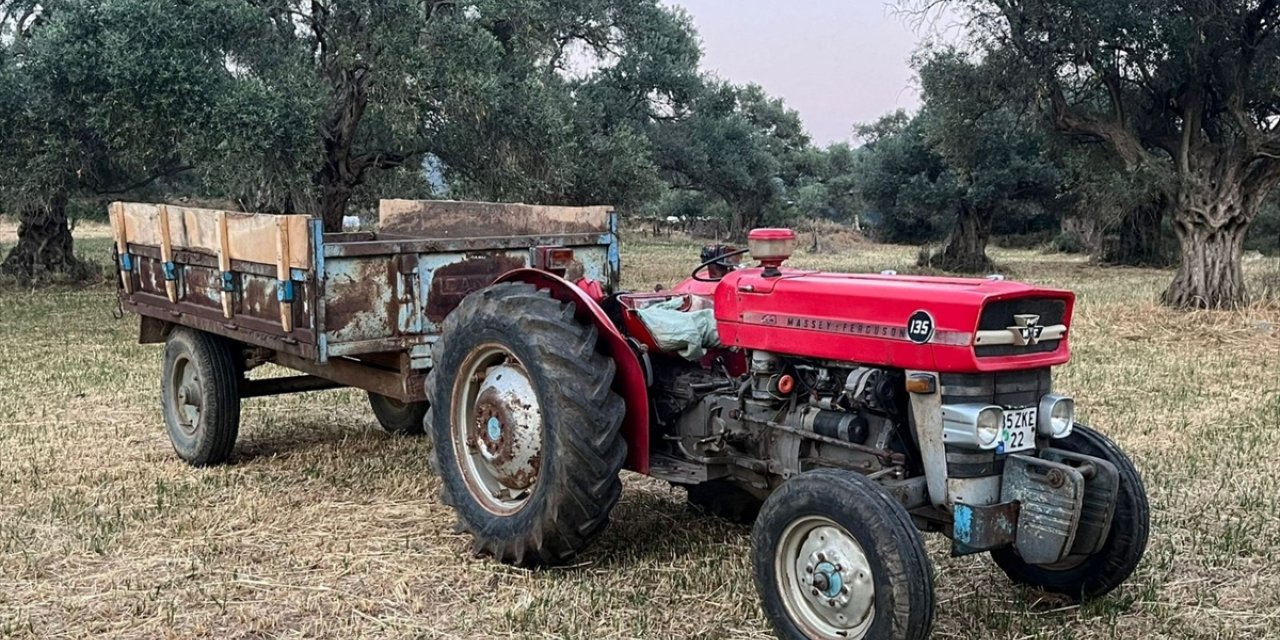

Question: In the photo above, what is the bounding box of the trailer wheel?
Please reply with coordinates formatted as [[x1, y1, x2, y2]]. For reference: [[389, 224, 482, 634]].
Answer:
[[686, 480, 763, 525], [753, 469, 935, 640], [160, 328, 242, 466], [367, 393, 428, 435], [426, 282, 626, 566], [991, 424, 1149, 601]]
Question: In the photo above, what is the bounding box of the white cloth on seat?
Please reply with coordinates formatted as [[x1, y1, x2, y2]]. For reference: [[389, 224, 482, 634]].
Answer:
[[635, 297, 721, 360]]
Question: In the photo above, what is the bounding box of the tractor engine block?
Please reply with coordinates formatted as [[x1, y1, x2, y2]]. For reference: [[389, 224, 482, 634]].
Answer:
[[662, 351, 908, 481]]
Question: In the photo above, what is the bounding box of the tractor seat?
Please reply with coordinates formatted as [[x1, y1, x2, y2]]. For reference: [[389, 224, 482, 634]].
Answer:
[[617, 292, 719, 359]]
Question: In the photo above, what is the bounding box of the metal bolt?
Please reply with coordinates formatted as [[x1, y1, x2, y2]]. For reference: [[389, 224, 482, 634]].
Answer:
[[816, 552, 826, 562], [805, 565, 813, 573], [840, 586, 848, 595], [827, 599, 837, 607], [811, 588, 819, 596]]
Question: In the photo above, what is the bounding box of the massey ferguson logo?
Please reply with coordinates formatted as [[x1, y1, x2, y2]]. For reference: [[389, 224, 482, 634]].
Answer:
[[1009, 314, 1045, 346]]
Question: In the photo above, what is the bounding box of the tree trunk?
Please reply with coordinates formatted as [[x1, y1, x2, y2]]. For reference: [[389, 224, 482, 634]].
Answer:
[[929, 204, 993, 272], [1162, 214, 1250, 309], [1060, 215, 1102, 254], [314, 65, 372, 233], [1161, 167, 1254, 309], [1, 190, 82, 281], [1103, 194, 1171, 266], [728, 202, 763, 242], [318, 180, 355, 233]]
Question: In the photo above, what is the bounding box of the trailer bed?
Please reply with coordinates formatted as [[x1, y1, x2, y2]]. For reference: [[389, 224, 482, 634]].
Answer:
[[111, 199, 620, 402]]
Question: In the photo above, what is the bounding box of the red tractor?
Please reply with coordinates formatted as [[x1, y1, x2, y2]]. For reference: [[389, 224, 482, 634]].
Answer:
[[115, 199, 1147, 640], [428, 228, 1148, 640]]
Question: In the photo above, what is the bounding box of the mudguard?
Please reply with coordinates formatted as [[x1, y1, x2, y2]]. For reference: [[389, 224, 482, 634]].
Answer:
[[496, 268, 651, 473]]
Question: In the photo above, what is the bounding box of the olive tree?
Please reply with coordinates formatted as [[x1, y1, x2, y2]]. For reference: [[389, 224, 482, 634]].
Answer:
[[0, 0, 262, 279], [952, 0, 1280, 308]]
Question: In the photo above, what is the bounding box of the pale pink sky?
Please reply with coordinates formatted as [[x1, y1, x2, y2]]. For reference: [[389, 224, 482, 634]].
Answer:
[[668, 1, 941, 146]]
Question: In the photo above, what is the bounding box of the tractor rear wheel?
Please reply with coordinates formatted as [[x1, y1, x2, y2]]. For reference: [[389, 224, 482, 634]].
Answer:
[[426, 282, 626, 566], [367, 392, 428, 435], [991, 424, 1149, 601], [752, 469, 935, 640], [160, 328, 242, 466]]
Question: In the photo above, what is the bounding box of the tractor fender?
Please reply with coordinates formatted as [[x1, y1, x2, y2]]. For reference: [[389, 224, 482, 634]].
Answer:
[[495, 269, 650, 473]]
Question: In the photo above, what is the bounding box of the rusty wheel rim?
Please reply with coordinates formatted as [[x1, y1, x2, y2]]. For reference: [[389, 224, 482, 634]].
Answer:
[[776, 515, 876, 639], [167, 354, 203, 438], [452, 343, 543, 516]]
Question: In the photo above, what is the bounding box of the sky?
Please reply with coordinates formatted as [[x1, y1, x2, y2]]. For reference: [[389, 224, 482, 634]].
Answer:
[[667, 0, 940, 146]]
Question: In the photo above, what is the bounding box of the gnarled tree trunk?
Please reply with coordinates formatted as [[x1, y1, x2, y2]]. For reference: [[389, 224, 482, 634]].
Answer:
[[1, 190, 82, 281], [1161, 160, 1260, 309], [929, 203, 993, 273]]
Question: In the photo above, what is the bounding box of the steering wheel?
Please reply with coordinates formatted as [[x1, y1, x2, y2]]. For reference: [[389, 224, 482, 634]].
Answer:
[[691, 247, 749, 282]]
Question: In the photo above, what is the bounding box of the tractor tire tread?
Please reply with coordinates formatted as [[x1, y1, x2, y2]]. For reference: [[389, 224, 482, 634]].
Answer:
[[427, 282, 626, 567]]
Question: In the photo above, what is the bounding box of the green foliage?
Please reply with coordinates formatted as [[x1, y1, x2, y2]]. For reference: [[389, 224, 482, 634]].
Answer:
[[0, 0, 261, 205], [856, 49, 1061, 259], [653, 82, 813, 238]]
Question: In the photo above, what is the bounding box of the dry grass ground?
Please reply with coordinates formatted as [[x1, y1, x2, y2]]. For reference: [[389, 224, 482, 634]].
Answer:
[[2, 227, 1279, 639]]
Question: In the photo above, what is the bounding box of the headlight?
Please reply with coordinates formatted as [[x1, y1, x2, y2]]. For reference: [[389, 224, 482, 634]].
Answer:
[[942, 404, 1004, 450], [976, 407, 1002, 447], [1038, 394, 1074, 438]]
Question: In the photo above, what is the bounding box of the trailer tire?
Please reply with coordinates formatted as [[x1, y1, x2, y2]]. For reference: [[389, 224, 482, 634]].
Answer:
[[753, 469, 935, 640], [427, 282, 626, 566], [160, 328, 242, 466], [367, 393, 428, 435], [686, 480, 763, 525], [991, 424, 1149, 601]]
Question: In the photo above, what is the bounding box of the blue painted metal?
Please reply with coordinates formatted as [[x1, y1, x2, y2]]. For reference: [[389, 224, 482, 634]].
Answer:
[[162, 261, 177, 281], [953, 503, 974, 545], [221, 271, 236, 292], [311, 218, 328, 363], [815, 561, 843, 598], [487, 416, 502, 440], [290, 268, 307, 282], [120, 252, 134, 271], [277, 279, 295, 303], [310, 218, 326, 274], [607, 211, 621, 288]]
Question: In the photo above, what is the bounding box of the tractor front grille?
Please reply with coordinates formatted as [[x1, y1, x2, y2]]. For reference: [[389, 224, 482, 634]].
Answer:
[[974, 297, 1067, 357]]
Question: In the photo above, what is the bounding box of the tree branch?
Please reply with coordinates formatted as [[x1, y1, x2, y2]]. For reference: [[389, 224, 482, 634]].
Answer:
[[92, 163, 194, 196]]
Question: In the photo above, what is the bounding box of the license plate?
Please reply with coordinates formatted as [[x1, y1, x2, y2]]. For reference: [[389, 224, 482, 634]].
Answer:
[[1000, 407, 1037, 453]]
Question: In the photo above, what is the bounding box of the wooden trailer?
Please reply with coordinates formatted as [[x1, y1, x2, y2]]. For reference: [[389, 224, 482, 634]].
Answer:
[[110, 199, 620, 459]]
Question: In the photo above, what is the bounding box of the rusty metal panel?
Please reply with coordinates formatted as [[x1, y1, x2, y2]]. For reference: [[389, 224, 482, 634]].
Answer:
[[423, 252, 528, 322], [323, 256, 401, 345], [950, 501, 1019, 555], [1001, 454, 1085, 564], [1041, 448, 1120, 556], [125, 243, 315, 335], [379, 199, 612, 237]]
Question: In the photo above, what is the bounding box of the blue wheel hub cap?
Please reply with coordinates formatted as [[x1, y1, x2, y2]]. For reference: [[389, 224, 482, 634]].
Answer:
[[815, 561, 843, 598], [487, 416, 502, 441]]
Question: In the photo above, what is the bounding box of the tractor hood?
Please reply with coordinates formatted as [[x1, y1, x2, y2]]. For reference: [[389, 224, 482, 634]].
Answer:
[[711, 268, 1075, 373]]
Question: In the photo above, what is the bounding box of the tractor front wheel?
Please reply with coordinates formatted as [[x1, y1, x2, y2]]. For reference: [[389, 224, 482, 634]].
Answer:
[[752, 469, 935, 640], [426, 282, 627, 566], [991, 424, 1150, 601]]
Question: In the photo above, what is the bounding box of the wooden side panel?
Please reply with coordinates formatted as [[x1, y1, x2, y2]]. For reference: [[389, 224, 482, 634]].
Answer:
[[379, 199, 613, 238], [113, 202, 312, 270]]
